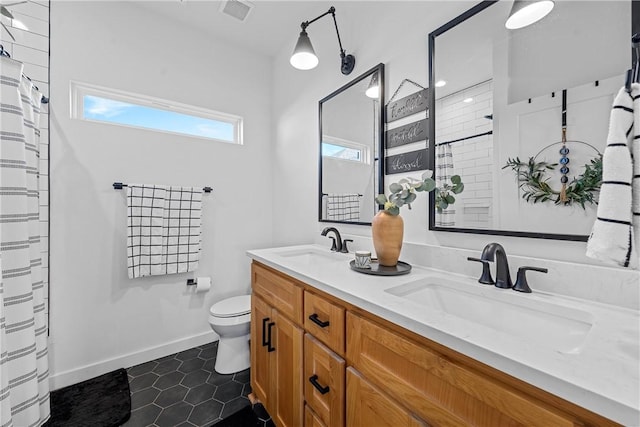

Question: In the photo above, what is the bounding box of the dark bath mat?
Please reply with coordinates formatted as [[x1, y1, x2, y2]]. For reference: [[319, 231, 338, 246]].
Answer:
[[44, 368, 131, 427], [211, 405, 261, 427]]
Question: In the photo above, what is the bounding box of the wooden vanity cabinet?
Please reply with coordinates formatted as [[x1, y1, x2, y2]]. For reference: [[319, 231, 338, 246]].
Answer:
[[347, 312, 583, 427], [305, 405, 326, 427], [250, 261, 619, 427], [304, 334, 345, 427], [304, 291, 345, 356], [346, 367, 427, 427], [250, 264, 304, 427]]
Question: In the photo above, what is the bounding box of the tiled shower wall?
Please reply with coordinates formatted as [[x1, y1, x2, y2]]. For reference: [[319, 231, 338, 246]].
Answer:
[[0, 1, 50, 327], [435, 81, 493, 228]]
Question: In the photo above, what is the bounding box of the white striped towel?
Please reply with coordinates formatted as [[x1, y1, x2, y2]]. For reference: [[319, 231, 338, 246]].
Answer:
[[435, 143, 456, 227], [586, 85, 639, 268], [127, 184, 203, 278]]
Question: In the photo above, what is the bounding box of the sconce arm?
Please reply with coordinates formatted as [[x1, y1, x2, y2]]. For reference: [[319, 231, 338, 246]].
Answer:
[[300, 6, 347, 58]]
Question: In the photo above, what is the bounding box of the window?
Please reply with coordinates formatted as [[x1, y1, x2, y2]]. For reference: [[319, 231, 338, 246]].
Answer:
[[321, 136, 370, 164], [70, 82, 243, 144]]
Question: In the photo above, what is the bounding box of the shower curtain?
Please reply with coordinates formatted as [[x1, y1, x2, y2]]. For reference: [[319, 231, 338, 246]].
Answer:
[[0, 56, 50, 426], [436, 144, 456, 227]]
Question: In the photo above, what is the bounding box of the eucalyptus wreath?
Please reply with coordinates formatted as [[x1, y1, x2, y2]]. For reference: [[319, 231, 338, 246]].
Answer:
[[502, 155, 602, 208]]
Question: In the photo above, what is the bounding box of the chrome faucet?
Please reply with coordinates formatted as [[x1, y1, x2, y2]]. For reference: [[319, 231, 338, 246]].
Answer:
[[480, 243, 513, 289], [320, 227, 352, 253]]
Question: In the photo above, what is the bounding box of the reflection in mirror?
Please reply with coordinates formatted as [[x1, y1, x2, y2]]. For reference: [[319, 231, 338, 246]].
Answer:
[[319, 63, 384, 225], [428, 1, 632, 240]]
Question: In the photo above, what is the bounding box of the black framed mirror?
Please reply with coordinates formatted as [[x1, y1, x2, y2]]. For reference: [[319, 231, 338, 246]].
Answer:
[[428, 1, 633, 241], [319, 63, 385, 225]]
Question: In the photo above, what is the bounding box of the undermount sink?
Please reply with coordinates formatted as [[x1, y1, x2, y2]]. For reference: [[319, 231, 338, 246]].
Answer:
[[385, 277, 594, 353], [276, 247, 344, 265]]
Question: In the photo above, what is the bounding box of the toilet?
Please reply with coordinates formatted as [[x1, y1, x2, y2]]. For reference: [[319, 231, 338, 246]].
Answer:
[[208, 295, 252, 374]]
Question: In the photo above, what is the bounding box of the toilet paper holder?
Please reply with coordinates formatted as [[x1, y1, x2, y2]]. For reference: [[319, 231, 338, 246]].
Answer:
[[186, 279, 197, 286]]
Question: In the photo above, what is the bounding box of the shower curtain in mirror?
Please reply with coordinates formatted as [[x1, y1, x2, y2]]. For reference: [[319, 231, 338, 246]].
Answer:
[[435, 144, 456, 227], [0, 56, 50, 426]]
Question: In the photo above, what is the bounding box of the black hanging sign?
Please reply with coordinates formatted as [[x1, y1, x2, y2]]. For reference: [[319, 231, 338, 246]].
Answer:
[[385, 149, 428, 175], [386, 118, 428, 149], [386, 89, 428, 123]]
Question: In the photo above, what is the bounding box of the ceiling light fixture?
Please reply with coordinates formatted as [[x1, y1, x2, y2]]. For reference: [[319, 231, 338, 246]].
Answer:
[[463, 97, 474, 103], [365, 72, 379, 99], [290, 6, 355, 75], [505, 0, 554, 30], [435, 80, 447, 88]]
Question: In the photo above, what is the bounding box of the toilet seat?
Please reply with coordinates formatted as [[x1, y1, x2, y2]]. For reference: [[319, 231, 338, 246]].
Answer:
[[210, 295, 251, 318]]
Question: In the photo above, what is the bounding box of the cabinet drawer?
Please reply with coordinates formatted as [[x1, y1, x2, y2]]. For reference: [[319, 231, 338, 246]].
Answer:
[[305, 405, 327, 427], [347, 313, 579, 427], [304, 334, 345, 427], [252, 262, 303, 325], [304, 291, 345, 354], [346, 367, 427, 427]]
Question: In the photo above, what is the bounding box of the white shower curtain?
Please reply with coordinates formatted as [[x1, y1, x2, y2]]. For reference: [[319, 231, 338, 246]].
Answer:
[[0, 56, 50, 426], [436, 144, 456, 227]]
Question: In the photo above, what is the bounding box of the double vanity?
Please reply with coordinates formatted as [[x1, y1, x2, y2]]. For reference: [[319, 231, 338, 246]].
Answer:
[[247, 244, 639, 427]]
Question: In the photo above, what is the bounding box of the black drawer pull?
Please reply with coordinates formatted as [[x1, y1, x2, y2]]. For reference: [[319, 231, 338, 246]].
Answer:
[[261, 317, 270, 347], [309, 375, 330, 394], [267, 321, 276, 352], [308, 313, 330, 328]]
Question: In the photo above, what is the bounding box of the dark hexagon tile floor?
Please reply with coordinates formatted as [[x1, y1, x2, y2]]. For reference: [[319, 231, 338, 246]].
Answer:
[[123, 341, 271, 427]]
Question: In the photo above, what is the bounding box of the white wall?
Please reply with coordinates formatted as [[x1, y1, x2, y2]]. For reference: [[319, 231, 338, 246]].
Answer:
[[272, 1, 474, 245], [271, 0, 633, 266], [49, 1, 273, 388]]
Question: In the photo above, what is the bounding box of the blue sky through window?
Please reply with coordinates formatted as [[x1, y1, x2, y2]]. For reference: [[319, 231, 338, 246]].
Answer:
[[322, 142, 362, 161], [83, 95, 235, 141]]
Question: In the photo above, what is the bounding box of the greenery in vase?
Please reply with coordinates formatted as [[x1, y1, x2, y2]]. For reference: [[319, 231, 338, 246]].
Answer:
[[375, 171, 464, 216]]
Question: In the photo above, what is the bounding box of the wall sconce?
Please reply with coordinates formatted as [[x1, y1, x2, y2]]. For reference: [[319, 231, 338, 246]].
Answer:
[[290, 6, 356, 75], [365, 72, 380, 98], [505, 0, 554, 29]]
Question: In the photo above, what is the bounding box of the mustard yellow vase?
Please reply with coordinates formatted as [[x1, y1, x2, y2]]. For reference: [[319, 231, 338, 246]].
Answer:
[[372, 211, 404, 267]]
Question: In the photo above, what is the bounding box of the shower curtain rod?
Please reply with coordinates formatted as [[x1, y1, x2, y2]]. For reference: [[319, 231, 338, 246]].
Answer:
[[0, 44, 49, 104], [436, 130, 493, 147], [113, 182, 213, 193]]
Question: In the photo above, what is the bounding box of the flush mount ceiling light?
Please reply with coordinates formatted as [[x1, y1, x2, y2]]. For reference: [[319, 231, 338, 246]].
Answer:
[[290, 6, 355, 75], [505, 0, 554, 30], [365, 72, 379, 98], [435, 80, 447, 88], [0, 1, 28, 41]]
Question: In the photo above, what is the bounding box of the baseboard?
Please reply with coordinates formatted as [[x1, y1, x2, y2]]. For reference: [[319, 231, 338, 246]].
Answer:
[[49, 330, 219, 390]]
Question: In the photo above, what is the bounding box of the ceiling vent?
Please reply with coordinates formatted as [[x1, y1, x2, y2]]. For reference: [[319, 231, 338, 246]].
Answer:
[[219, 0, 254, 22]]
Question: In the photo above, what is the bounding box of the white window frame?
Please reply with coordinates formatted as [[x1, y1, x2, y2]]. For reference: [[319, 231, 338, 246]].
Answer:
[[70, 81, 243, 144], [321, 135, 371, 165]]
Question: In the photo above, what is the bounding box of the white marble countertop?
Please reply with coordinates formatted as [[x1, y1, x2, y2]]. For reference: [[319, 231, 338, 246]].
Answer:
[[247, 244, 640, 426]]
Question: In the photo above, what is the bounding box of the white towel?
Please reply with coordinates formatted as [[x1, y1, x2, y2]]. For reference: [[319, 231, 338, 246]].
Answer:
[[586, 85, 638, 268], [127, 184, 202, 278]]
